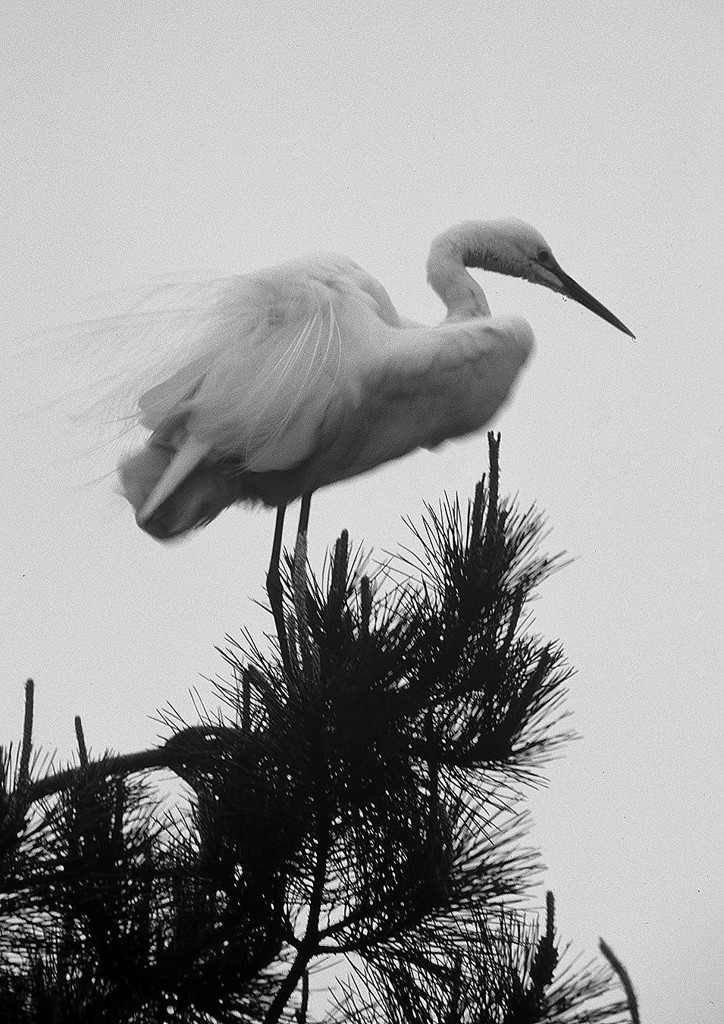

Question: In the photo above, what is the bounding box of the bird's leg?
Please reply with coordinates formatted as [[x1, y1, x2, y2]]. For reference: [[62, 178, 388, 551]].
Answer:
[[291, 493, 312, 593], [297, 492, 312, 541], [267, 504, 292, 676], [291, 493, 315, 682], [291, 493, 313, 602]]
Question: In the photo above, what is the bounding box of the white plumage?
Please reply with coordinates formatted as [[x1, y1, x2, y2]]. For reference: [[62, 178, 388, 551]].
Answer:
[[117, 219, 632, 540]]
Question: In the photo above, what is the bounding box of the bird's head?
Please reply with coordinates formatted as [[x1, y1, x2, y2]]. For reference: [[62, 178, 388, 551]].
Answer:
[[436, 218, 635, 337]]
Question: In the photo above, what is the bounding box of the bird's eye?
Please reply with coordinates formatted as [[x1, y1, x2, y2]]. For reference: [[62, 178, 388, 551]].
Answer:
[[538, 250, 552, 263]]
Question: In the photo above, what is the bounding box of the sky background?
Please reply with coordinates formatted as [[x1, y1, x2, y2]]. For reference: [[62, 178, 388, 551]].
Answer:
[[2, 2, 722, 1020]]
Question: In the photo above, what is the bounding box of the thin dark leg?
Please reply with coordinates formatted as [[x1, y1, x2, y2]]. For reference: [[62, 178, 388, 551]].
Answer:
[[267, 504, 292, 675], [291, 492, 314, 681], [291, 492, 312, 580], [297, 492, 312, 540]]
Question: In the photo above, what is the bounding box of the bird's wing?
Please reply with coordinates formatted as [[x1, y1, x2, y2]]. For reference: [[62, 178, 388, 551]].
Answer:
[[339, 315, 535, 475], [137, 355, 211, 431], [134, 259, 391, 475]]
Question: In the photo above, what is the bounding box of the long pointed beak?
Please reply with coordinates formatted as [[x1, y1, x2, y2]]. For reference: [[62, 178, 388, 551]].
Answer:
[[552, 265, 635, 338]]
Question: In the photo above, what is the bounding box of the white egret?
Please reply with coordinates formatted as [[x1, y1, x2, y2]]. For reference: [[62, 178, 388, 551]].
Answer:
[[118, 218, 633, 544], [116, 218, 632, 668]]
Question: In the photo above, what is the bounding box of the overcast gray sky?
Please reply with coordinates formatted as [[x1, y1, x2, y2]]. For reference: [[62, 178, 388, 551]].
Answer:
[[2, 2, 722, 1020]]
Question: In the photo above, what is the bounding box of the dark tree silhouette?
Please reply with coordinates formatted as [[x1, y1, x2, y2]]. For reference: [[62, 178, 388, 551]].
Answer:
[[0, 435, 638, 1023]]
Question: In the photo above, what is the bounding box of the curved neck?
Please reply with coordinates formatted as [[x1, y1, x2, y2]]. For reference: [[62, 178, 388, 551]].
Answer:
[[426, 222, 493, 321]]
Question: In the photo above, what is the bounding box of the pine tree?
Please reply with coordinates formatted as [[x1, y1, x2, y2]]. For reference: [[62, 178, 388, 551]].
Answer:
[[0, 435, 638, 1023]]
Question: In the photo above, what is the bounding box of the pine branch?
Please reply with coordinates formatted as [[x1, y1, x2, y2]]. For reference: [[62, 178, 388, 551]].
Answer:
[[27, 744, 185, 802], [1, 434, 638, 1022], [18, 679, 34, 794], [599, 938, 640, 1024]]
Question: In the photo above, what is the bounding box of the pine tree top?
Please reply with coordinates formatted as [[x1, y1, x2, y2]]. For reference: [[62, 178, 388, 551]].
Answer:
[[0, 435, 637, 1024]]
